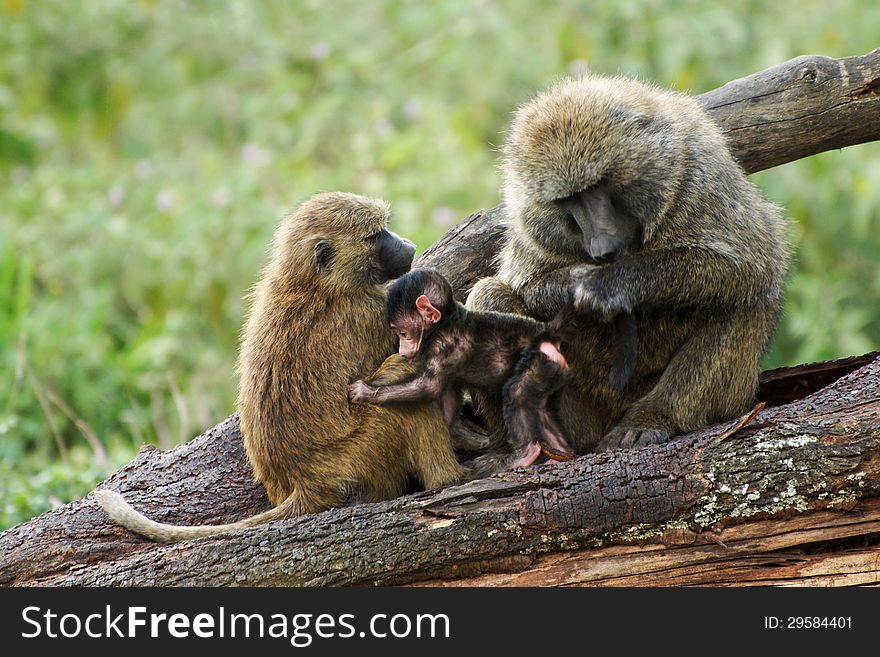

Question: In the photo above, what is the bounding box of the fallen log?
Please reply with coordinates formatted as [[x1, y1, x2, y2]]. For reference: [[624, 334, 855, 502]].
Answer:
[[1, 50, 879, 587], [2, 352, 877, 586]]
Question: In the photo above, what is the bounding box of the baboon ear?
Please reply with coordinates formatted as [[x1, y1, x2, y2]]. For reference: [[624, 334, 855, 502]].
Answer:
[[415, 295, 442, 324], [314, 240, 335, 274]]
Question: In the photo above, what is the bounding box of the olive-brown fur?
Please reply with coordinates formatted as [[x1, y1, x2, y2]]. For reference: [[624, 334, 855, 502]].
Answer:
[[467, 75, 790, 458], [97, 192, 464, 542]]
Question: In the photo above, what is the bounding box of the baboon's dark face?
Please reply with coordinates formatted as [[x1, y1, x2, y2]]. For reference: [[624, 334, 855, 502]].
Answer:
[[315, 226, 415, 287], [300, 193, 416, 288], [503, 77, 686, 261], [554, 184, 642, 263], [513, 185, 642, 264], [372, 228, 416, 282]]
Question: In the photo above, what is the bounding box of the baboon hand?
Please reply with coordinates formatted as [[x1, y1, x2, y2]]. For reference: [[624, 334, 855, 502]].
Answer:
[[595, 425, 674, 451], [347, 380, 377, 404], [569, 265, 631, 321]]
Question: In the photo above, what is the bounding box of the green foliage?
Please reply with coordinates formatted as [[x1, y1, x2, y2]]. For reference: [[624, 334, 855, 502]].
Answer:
[[1, 0, 878, 529]]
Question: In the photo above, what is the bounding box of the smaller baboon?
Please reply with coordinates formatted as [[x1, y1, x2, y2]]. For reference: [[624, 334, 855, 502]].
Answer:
[[348, 269, 635, 467], [97, 193, 466, 542]]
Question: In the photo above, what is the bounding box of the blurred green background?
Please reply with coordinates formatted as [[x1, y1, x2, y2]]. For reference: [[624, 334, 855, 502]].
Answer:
[[1, 0, 878, 530]]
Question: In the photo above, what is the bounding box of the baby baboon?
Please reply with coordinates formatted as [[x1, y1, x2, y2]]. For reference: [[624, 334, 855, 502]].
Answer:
[[348, 268, 576, 468], [467, 74, 790, 461], [97, 192, 466, 542]]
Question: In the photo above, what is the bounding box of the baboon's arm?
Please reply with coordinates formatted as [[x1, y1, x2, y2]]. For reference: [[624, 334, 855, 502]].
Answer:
[[350, 372, 445, 406], [571, 247, 772, 318], [517, 266, 573, 320]]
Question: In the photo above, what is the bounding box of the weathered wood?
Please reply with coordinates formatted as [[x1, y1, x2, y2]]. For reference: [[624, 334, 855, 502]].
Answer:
[[2, 353, 878, 586], [757, 351, 878, 406], [419, 504, 880, 586], [0, 417, 269, 587], [416, 207, 507, 303], [700, 49, 880, 174], [418, 49, 880, 299]]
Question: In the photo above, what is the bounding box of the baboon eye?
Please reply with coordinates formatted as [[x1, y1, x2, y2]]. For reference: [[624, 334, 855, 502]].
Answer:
[[551, 197, 580, 233]]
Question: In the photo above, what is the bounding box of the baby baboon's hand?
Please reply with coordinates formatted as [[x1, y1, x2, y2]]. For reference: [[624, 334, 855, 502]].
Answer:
[[569, 265, 631, 321], [347, 380, 377, 404]]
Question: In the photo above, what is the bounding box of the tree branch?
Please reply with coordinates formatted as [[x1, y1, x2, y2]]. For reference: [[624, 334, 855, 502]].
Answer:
[[700, 49, 880, 174]]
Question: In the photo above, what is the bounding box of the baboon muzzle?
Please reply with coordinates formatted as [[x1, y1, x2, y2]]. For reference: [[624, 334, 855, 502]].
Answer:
[[377, 229, 417, 280], [562, 187, 639, 264]]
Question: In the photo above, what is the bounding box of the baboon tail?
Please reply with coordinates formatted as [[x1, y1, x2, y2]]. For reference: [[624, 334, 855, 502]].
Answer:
[[94, 488, 302, 543], [610, 313, 637, 391]]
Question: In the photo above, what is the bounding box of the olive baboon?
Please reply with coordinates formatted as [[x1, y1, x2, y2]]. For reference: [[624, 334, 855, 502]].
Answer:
[[97, 192, 466, 542], [467, 74, 790, 461], [347, 268, 575, 467]]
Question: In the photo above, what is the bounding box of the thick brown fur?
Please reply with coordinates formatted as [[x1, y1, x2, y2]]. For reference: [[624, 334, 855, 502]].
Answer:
[[97, 192, 465, 542], [466, 74, 790, 461]]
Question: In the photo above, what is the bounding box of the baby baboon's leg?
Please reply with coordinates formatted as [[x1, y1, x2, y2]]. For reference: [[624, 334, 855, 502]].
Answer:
[[530, 342, 573, 459], [537, 397, 571, 461], [466, 276, 526, 465], [503, 346, 573, 466]]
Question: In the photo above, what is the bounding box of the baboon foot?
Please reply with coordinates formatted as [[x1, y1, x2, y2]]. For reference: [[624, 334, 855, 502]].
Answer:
[[595, 426, 674, 451]]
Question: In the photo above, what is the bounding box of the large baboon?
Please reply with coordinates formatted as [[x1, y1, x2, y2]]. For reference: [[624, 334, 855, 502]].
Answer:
[[467, 74, 790, 461], [97, 192, 466, 542]]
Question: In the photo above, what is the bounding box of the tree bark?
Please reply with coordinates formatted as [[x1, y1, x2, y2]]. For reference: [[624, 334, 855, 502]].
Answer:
[[2, 352, 878, 586], [700, 49, 880, 174], [2, 51, 880, 587]]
